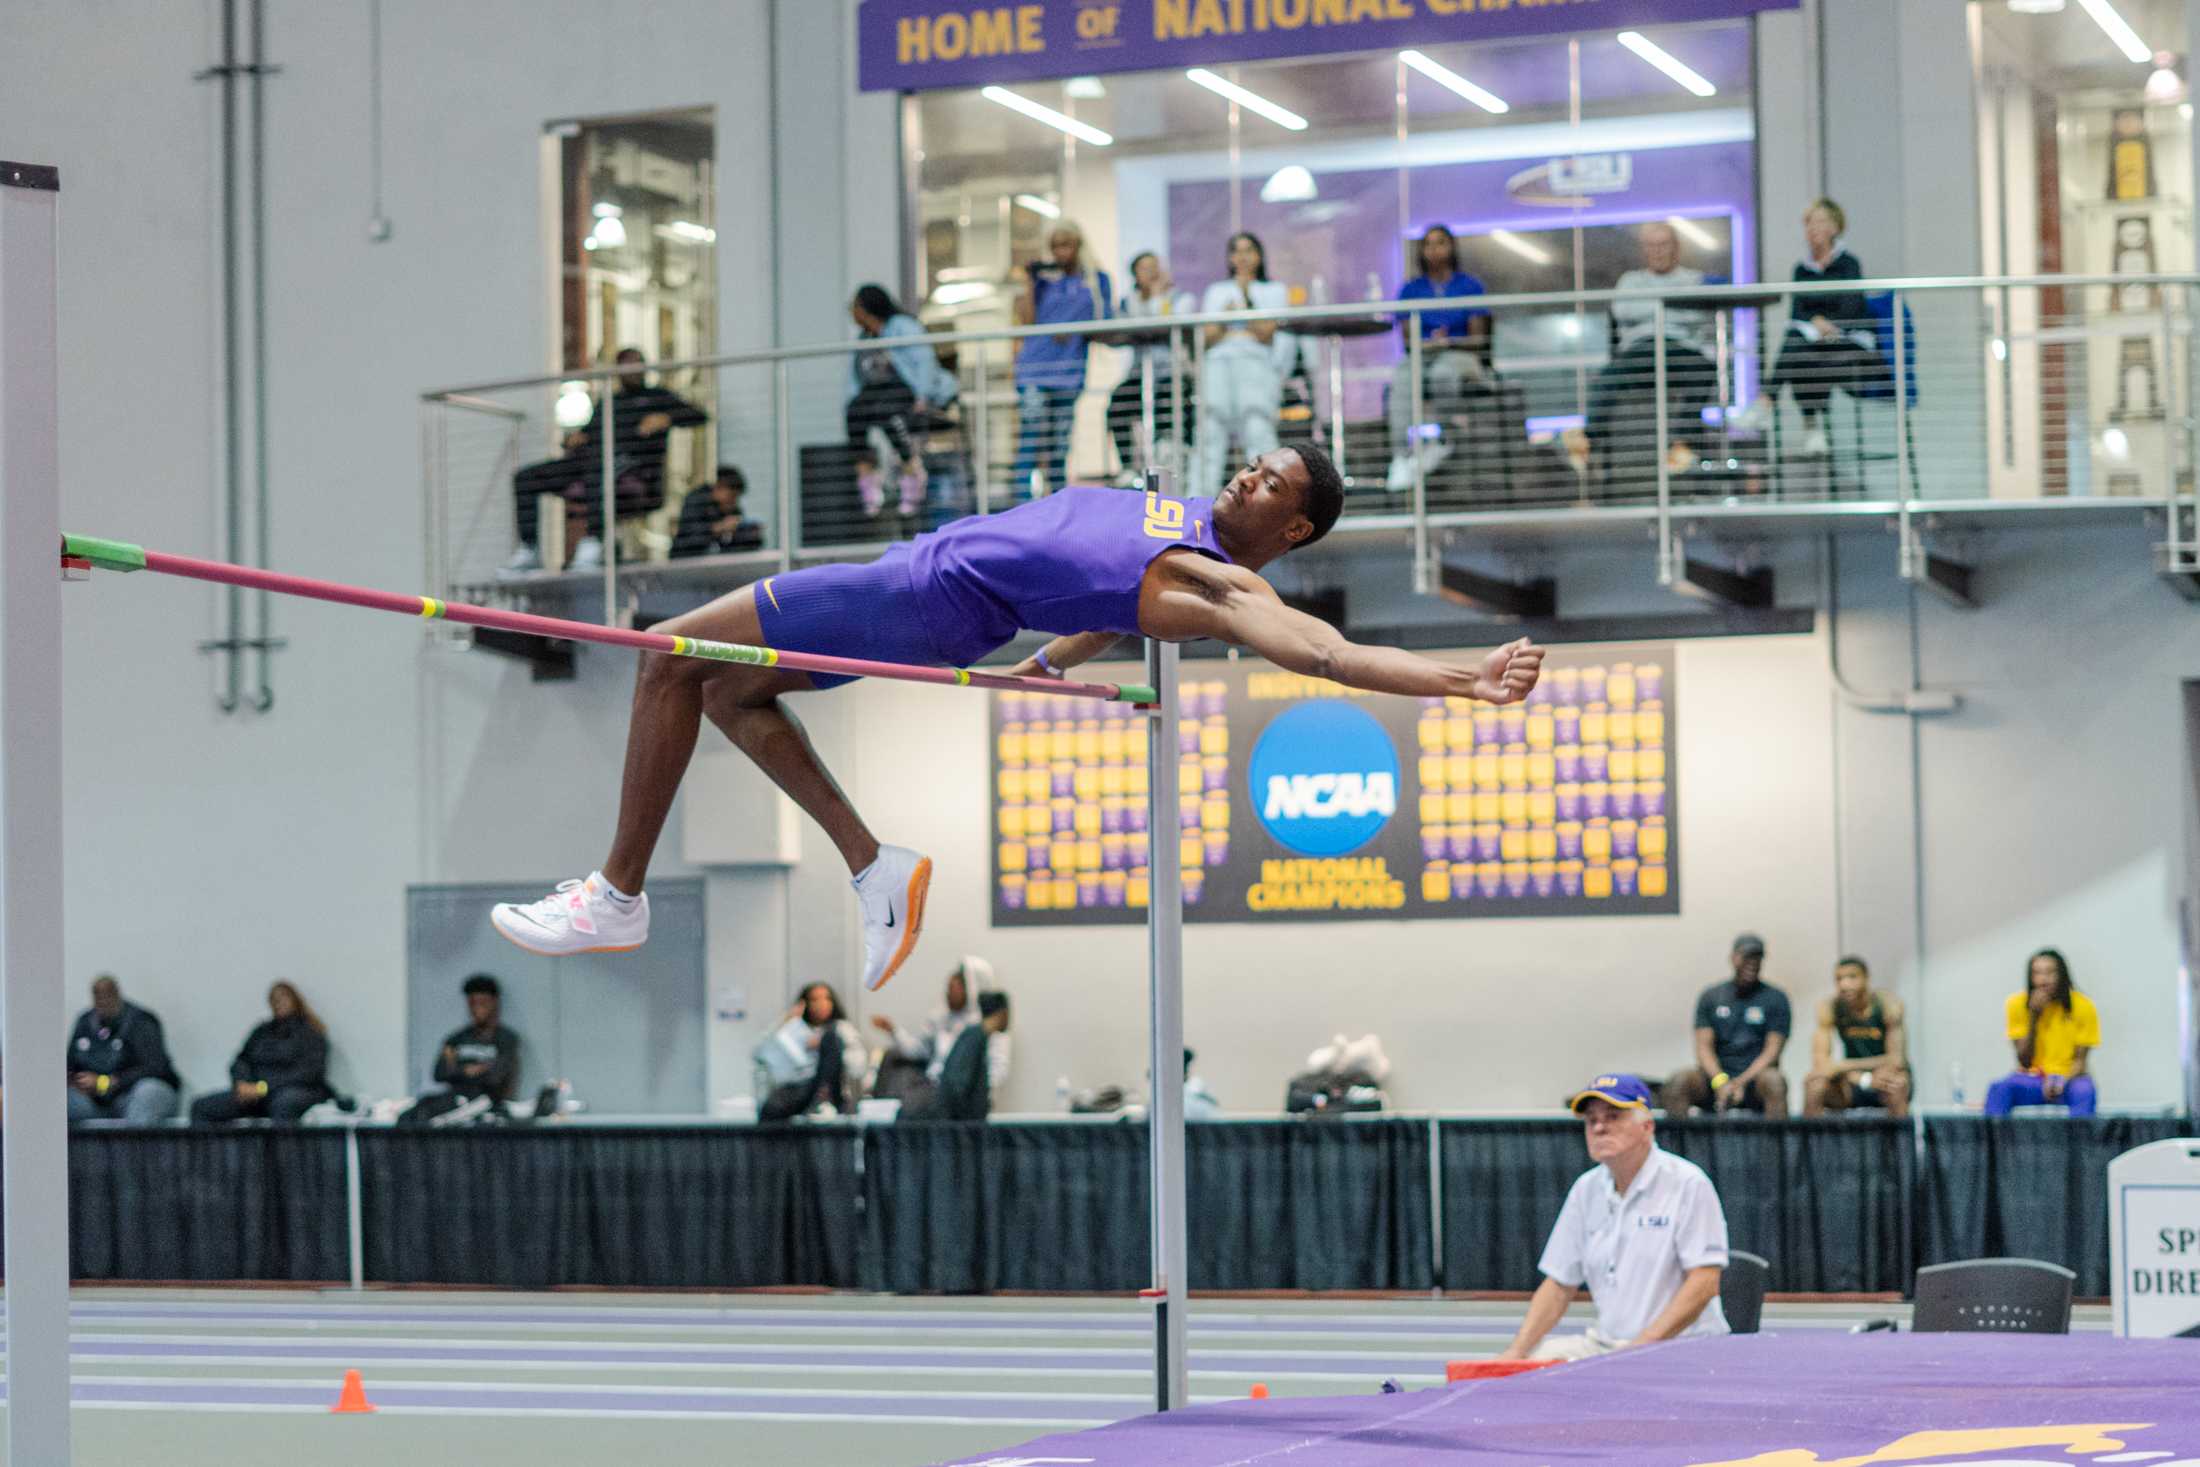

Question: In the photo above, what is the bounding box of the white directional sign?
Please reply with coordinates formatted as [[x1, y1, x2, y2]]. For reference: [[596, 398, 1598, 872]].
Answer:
[[2109, 1137, 2200, 1337]]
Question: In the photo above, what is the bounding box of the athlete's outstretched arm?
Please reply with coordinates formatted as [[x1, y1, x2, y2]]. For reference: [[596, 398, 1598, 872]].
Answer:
[[1141, 555, 1543, 702]]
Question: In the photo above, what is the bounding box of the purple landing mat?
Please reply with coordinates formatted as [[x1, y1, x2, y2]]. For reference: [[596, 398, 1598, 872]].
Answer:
[[942, 1331, 2200, 1467]]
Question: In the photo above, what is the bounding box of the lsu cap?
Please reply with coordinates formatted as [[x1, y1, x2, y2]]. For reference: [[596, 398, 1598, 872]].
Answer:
[[1569, 1073, 1654, 1112]]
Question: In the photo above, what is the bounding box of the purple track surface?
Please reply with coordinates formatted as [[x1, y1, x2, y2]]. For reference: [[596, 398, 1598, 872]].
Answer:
[[944, 1331, 2200, 1467]]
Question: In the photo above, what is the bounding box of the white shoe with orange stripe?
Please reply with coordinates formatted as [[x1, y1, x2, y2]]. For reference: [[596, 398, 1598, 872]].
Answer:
[[855, 845, 931, 991], [490, 873, 650, 956]]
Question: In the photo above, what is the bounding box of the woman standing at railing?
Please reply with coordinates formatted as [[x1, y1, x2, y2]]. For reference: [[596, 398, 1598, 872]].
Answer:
[[1736, 198, 1883, 457], [1194, 231, 1293, 496], [1384, 223, 1492, 493], [847, 284, 959, 518], [1106, 251, 1195, 482], [1011, 221, 1112, 498]]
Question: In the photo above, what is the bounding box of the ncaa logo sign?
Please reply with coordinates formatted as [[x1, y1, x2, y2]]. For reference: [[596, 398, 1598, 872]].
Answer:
[[1248, 701, 1399, 857]]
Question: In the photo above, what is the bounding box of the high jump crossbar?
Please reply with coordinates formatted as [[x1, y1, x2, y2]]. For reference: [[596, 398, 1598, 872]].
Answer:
[[59, 534, 1159, 706]]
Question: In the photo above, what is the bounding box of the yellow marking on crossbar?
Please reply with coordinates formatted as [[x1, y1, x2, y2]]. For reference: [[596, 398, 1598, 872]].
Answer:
[[954, 669, 971, 686], [419, 598, 443, 619], [671, 636, 691, 655], [763, 648, 780, 666]]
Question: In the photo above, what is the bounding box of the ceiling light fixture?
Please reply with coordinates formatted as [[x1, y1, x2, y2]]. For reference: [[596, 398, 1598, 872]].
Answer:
[[1489, 228, 1552, 265], [1185, 68, 1309, 130], [1013, 193, 1063, 219], [1260, 165, 1317, 202], [981, 85, 1115, 146], [1064, 75, 1107, 99], [1666, 215, 1718, 249], [1399, 49, 1510, 114], [1616, 31, 1717, 98], [2075, 0, 2151, 62]]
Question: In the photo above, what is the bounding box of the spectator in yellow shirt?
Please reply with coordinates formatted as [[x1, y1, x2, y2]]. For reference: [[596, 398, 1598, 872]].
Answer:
[[1982, 949, 2098, 1116]]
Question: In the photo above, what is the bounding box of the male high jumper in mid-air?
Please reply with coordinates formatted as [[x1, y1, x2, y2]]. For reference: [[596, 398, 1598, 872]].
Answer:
[[491, 443, 1545, 989]]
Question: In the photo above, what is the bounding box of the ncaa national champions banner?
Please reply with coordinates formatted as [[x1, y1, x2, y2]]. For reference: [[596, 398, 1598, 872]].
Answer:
[[859, 0, 1800, 93], [990, 644, 1678, 925]]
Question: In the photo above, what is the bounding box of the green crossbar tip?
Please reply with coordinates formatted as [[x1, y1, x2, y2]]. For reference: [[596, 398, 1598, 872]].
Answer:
[[62, 534, 146, 573], [1118, 684, 1158, 704]]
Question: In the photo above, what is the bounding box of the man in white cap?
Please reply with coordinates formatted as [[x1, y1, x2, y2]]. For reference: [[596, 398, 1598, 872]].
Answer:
[[1496, 1073, 1729, 1362], [872, 957, 1011, 1093]]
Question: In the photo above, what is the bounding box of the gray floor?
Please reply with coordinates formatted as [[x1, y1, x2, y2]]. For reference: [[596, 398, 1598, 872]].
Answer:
[[0, 1290, 2110, 1467]]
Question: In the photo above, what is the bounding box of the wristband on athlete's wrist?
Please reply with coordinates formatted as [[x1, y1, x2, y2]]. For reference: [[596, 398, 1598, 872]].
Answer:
[[1033, 648, 1059, 677], [1711, 1071, 1730, 1089]]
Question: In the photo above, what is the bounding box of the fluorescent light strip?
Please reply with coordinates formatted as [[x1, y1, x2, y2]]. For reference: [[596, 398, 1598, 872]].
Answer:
[[1398, 50, 1509, 114], [2075, 0, 2151, 62], [1616, 31, 1717, 98], [1666, 215, 1717, 249], [1185, 68, 1308, 131], [1488, 229, 1551, 266], [980, 86, 1114, 147], [1013, 193, 1062, 219]]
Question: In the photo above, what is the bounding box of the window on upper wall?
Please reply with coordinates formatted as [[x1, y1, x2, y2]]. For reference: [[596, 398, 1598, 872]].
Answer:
[[1972, 0, 2191, 498], [904, 21, 1754, 481], [545, 107, 719, 549]]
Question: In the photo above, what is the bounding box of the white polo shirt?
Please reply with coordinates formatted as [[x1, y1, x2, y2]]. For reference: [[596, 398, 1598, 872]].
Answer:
[[1538, 1144, 1730, 1343]]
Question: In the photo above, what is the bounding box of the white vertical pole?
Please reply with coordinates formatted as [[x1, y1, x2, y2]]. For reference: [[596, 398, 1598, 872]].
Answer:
[[0, 157, 75, 1466], [1143, 512, 1188, 1412]]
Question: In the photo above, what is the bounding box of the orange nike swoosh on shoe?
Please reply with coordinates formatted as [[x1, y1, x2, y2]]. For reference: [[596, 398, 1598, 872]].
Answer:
[[870, 856, 932, 991]]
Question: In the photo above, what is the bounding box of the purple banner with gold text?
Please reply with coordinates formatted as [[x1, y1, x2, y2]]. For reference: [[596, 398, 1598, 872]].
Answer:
[[859, 0, 1796, 92]]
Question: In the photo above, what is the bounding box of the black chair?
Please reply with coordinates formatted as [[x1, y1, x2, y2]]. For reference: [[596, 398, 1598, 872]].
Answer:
[[1721, 1250, 1770, 1335], [1911, 1258, 2075, 1334]]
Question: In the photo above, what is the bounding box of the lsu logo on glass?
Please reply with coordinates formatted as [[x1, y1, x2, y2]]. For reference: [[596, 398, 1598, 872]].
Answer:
[[1249, 701, 1399, 857], [1142, 491, 1185, 540]]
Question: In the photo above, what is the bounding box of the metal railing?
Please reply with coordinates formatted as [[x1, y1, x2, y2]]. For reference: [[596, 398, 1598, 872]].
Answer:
[[422, 272, 2200, 629]]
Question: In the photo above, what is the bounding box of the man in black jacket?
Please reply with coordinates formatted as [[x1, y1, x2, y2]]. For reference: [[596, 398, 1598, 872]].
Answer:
[[670, 465, 765, 558], [190, 981, 333, 1123], [506, 348, 710, 570], [66, 975, 181, 1124], [429, 974, 522, 1104]]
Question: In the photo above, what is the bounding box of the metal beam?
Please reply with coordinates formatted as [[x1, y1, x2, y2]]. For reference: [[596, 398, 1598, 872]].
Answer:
[[1436, 562, 1557, 620], [1144, 632, 1188, 1413], [1671, 555, 1775, 610], [1914, 551, 1977, 609], [0, 156, 75, 1466]]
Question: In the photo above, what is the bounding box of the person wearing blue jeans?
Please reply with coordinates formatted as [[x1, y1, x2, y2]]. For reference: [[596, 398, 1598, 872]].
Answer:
[[1982, 948, 2100, 1116], [66, 974, 182, 1124], [1012, 221, 1111, 496]]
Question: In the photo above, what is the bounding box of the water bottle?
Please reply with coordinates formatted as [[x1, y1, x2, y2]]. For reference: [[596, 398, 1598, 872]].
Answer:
[[1309, 275, 1329, 306], [1949, 1061, 1966, 1109], [1056, 1075, 1072, 1113]]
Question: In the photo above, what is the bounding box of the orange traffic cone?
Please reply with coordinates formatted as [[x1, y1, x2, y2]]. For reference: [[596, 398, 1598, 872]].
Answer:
[[1249, 1383, 1269, 1400], [331, 1368, 377, 1414]]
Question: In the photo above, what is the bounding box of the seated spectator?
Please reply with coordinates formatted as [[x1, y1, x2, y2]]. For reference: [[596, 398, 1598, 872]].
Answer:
[[1803, 955, 1909, 1118], [848, 283, 960, 518], [1586, 221, 1717, 474], [907, 991, 1010, 1121], [1984, 948, 2100, 1116], [756, 982, 869, 1122], [1732, 198, 1885, 457], [1107, 251, 1196, 480], [870, 957, 1011, 1104], [1384, 223, 1491, 492], [66, 974, 181, 1125], [1664, 933, 1791, 1118], [670, 464, 764, 558], [1497, 1074, 1729, 1361], [429, 973, 521, 1105], [505, 347, 709, 572], [189, 980, 333, 1124], [1184, 1046, 1221, 1121]]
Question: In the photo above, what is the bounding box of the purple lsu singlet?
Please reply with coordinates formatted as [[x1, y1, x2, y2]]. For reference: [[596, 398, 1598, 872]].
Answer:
[[907, 486, 1232, 646]]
